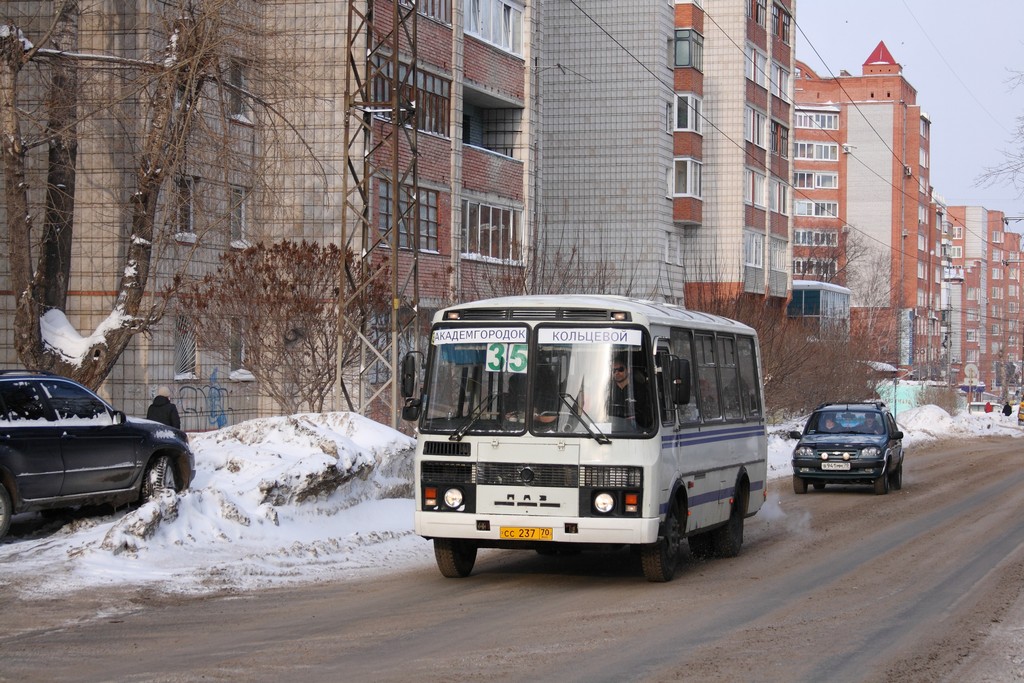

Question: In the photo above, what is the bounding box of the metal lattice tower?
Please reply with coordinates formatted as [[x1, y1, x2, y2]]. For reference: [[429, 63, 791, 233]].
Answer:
[[340, 0, 420, 428]]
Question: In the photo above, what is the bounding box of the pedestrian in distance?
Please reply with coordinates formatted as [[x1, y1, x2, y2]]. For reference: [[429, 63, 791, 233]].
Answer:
[[147, 385, 181, 429], [1003, 401, 1013, 417], [984, 401, 993, 414]]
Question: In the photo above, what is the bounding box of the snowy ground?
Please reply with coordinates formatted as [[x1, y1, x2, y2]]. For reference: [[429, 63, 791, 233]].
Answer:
[[0, 406, 1020, 597]]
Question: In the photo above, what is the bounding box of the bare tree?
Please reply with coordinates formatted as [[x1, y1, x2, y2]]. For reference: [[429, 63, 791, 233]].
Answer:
[[184, 241, 390, 414], [1, 1, 320, 391]]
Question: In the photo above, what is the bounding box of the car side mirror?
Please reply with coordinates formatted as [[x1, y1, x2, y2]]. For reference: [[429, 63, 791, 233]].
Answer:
[[788, 430, 802, 440], [892, 430, 903, 440], [112, 410, 126, 425]]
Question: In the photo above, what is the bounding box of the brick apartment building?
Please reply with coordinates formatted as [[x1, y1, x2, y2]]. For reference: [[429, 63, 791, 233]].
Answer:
[[0, 0, 537, 426], [793, 42, 946, 378], [946, 207, 1024, 398]]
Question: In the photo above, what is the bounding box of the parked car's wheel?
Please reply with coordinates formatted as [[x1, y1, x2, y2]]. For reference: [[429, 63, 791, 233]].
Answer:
[[434, 538, 477, 578], [0, 485, 11, 540], [142, 455, 180, 502], [710, 497, 744, 558], [793, 475, 808, 494], [889, 461, 903, 490], [641, 497, 683, 582], [812, 482, 826, 490], [874, 465, 890, 495]]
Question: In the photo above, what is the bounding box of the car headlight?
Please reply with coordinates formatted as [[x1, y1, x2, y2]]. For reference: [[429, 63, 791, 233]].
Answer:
[[594, 492, 615, 514], [861, 446, 881, 458], [443, 487, 464, 508], [795, 446, 814, 458]]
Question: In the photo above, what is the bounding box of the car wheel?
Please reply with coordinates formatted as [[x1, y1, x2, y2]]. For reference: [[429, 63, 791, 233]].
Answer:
[[0, 485, 11, 541], [874, 465, 890, 495], [641, 498, 683, 582], [142, 455, 180, 502], [793, 475, 808, 494], [710, 497, 744, 558], [434, 538, 477, 578], [889, 462, 903, 490], [812, 482, 826, 490]]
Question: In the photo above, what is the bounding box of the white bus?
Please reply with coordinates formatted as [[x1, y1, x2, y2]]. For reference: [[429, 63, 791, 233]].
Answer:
[[400, 295, 767, 581]]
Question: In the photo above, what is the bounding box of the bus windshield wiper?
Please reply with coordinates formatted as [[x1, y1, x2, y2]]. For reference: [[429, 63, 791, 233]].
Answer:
[[449, 393, 495, 442], [559, 392, 611, 445]]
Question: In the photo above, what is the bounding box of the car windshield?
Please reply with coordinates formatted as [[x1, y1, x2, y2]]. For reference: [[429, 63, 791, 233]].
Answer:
[[809, 410, 885, 435]]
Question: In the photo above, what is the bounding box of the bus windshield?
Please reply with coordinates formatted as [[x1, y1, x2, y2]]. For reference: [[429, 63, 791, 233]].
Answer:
[[420, 324, 654, 438]]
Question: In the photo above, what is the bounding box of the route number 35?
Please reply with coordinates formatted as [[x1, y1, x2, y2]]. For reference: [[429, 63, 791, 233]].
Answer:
[[486, 343, 528, 373]]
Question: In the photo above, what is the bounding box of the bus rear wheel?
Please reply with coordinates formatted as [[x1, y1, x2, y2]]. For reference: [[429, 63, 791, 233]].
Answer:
[[434, 538, 477, 578], [641, 499, 683, 582], [711, 498, 744, 558]]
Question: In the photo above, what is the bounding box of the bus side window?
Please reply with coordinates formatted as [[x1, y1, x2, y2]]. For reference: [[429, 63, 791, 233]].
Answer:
[[670, 328, 700, 425], [696, 333, 721, 421], [718, 336, 742, 421], [737, 336, 762, 418]]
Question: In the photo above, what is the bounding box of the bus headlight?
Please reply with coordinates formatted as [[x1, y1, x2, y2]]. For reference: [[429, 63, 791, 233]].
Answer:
[[443, 488, 464, 509], [594, 492, 615, 514]]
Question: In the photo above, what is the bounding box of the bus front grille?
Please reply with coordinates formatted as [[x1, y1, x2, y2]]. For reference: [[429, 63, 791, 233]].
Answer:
[[476, 463, 579, 487]]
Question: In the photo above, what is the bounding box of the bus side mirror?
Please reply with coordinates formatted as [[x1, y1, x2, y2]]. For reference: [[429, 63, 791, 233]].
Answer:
[[670, 358, 691, 405], [400, 353, 420, 399], [402, 398, 422, 422]]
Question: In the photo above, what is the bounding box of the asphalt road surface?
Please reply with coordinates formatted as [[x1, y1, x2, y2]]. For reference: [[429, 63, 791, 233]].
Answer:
[[3, 436, 1024, 682]]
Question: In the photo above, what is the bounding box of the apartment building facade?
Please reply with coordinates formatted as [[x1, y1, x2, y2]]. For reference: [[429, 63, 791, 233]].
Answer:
[[946, 207, 1024, 397], [793, 42, 945, 377], [1, 0, 536, 426], [537, 0, 795, 307]]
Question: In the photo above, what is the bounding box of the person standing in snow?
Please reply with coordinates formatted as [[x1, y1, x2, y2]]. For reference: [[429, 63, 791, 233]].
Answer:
[[147, 385, 181, 429], [1002, 401, 1013, 417]]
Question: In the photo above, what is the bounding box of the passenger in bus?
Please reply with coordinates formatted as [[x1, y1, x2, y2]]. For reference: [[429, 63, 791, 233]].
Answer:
[[608, 355, 653, 430]]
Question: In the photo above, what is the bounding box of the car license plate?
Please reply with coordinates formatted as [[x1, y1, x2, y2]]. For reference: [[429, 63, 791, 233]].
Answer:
[[500, 526, 553, 541], [821, 462, 850, 471]]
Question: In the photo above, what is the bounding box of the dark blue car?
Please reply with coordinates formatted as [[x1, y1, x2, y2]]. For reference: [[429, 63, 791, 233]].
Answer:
[[789, 401, 904, 495], [0, 371, 195, 539]]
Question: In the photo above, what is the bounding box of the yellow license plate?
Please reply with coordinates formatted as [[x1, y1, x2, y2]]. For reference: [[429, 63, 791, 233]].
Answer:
[[499, 526, 553, 541]]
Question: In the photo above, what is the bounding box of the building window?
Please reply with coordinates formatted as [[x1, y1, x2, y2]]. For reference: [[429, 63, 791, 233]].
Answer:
[[770, 237, 788, 273], [228, 60, 249, 120], [792, 257, 837, 278], [229, 185, 249, 244], [173, 176, 195, 235], [674, 29, 704, 71], [795, 111, 839, 130], [966, 330, 977, 342], [745, 169, 766, 207], [744, 231, 764, 268], [664, 230, 683, 266], [745, 45, 767, 88], [174, 316, 197, 378], [673, 158, 703, 198], [966, 287, 978, 301], [372, 58, 452, 136], [463, 199, 522, 262], [772, 4, 791, 43], [770, 178, 789, 214], [795, 200, 838, 217], [378, 181, 439, 251], [674, 93, 703, 133], [745, 106, 766, 147], [815, 172, 838, 189], [795, 142, 839, 161], [749, 0, 767, 26], [794, 172, 813, 189], [771, 62, 790, 101], [465, 0, 523, 56], [770, 120, 789, 157], [793, 229, 839, 247], [410, 0, 451, 22]]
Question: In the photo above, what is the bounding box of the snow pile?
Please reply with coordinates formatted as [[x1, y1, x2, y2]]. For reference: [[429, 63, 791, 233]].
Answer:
[[0, 412, 425, 596], [898, 404, 1021, 442]]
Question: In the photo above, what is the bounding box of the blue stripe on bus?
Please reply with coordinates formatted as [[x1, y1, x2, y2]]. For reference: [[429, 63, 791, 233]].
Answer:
[[659, 478, 765, 515], [660, 424, 765, 449]]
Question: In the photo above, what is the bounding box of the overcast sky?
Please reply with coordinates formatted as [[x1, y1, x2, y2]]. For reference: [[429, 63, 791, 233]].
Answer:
[[795, 0, 1024, 220]]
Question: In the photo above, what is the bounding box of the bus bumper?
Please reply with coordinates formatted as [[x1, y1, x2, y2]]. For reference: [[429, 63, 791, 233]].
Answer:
[[415, 511, 661, 545]]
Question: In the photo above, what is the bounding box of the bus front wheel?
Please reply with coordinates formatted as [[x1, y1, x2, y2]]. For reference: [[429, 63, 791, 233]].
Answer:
[[434, 538, 477, 578], [641, 499, 683, 582]]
